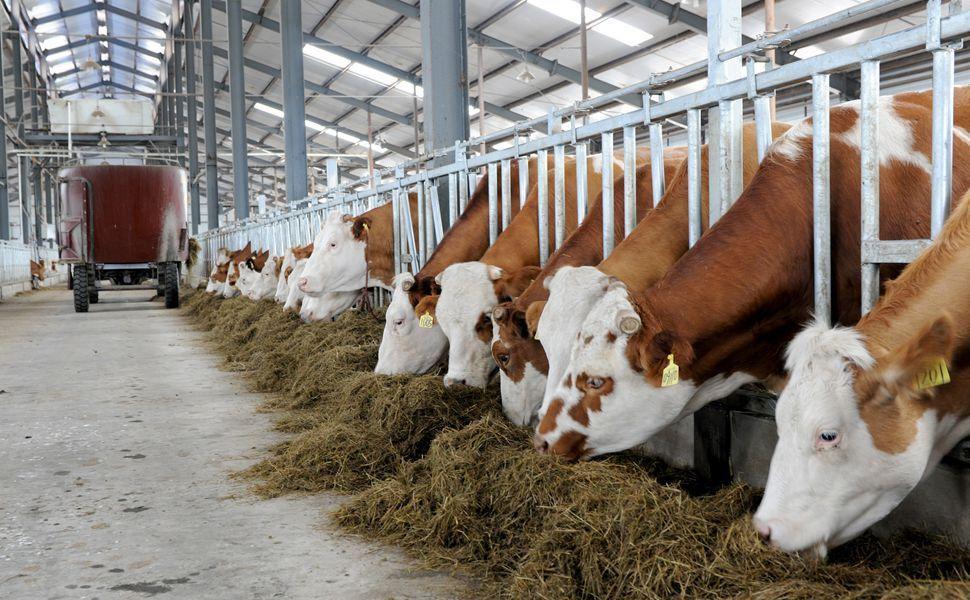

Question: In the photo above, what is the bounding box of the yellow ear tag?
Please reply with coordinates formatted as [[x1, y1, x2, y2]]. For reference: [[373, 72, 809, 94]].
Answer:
[[362, 223, 370, 233], [418, 312, 434, 328], [661, 354, 679, 387], [915, 358, 950, 390]]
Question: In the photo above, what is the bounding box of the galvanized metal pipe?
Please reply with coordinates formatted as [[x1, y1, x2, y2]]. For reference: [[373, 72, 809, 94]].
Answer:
[[601, 131, 615, 256], [930, 46, 955, 237], [0, 32, 8, 240], [501, 158, 512, 230], [417, 183, 426, 267], [623, 126, 637, 237], [687, 109, 703, 247], [200, 0, 220, 229], [860, 60, 881, 313], [575, 143, 588, 219], [554, 145, 566, 248], [488, 164, 498, 244], [812, 73, 832, 320], [537, 149, 550, 265], [426, 180, 438, 258], [648, 121, 665, 206], [448, 172, 458, 225], [518, 157, 529, 208]]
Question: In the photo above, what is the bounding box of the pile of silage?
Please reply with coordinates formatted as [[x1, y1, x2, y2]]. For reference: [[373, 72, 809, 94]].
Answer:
[[181, 290, 501, 494], [336, 416, 970, 599]]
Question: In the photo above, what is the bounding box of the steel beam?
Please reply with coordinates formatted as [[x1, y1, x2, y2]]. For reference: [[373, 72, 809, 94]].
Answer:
[[279, 0, 309, 203], [104, 5, 168, 32], [185, 0, 202, 234], [200, 0, 220, 229], [0, 32, 7, 240], [227, 0, 250, 219], [32, 165, 42, 241], [173, 10, 187, 169], [12, 34, 29, 242]]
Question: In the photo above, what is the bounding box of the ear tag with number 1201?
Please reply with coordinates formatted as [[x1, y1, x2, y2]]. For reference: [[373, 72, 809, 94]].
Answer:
[[915, 357, 950, 390], [419, 312, 435, 328], [661, 354, 679, 387]]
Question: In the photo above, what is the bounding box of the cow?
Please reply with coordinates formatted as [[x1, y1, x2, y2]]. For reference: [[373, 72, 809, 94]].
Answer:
[[30, 259, 46, 282], [299, 289, 359, 322], [494, 124, 789, 427], [535, 89, 970, 461], [206, 242, 251, 296], [236, 250, 270, 297], [246, 255, 283, 301], [297, 196, 420, 299], [752, 190, 970, 558], [283, 243, 314, 312], [490, 146, 689, 424], [375, 160, 535, 375], [435, 149, 651, 388], [274, 248, 299, 303], [219, 243, 255, 299]]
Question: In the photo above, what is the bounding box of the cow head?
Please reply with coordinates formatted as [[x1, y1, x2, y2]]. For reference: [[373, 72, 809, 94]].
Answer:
[[299, 290, 358, 322], [274, 250, 297, 303], [435, 262, 540, 387], [299, 212, 368, 295], [535, 280, 701, 461], [246, 255, 281, 301], [206, 248, 231, 294], [222, 259, 241, 298], [30, 259, 46, 281], [283, 257, 308, 312], [491, 301, 548, 426], [375, 273, 449, 375], [754, 317, 959, 558]]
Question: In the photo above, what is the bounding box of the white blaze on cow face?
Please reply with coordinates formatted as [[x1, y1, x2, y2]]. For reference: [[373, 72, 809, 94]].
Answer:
[[205, 249, 230, 295], [536, 282, 753, 459], [299, 290, 358, 322], [283, 259, 308, 311], [436, 262, 503, 387], [375, 274, 448, 375], [753, 322, 960, 557], [299, 213, 367, 295], [247, 255, 279, 301], [535, 266, 614, 417]]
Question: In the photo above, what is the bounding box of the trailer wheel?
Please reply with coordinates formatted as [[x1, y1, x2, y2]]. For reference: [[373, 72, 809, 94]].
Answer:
[[73, 265, 89, 313], [88, 288, 99, 304], [164, 262, 180, 309]]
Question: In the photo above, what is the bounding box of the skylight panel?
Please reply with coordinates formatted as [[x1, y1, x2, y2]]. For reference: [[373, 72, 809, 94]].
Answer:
[[303, 45, 352, 70], [40, 34, 68, 51], [50, 61, 75, 75], [348, 62, 397, 87], [254, 103, 285, 119], [526, 0, 652, 47], [47, 49, 73, 64], [143, 40, 164, 55]]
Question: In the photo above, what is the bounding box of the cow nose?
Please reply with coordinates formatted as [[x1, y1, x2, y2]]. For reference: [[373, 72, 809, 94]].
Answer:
[[297, 277, 308, 291], [443, 376, 466, 387], [533, 435, 549, 453], [752, 517, 772, 544]]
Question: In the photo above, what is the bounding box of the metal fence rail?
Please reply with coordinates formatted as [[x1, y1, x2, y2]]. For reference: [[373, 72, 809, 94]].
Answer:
[[0, 240, 59, 287]]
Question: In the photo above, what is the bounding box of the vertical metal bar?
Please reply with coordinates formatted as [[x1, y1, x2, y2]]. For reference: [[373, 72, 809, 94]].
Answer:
[[392, 186, 402, 274], [32, 167, 42, 242], [537, 149, 550, 265], [575, 143, 588, 219], [623, 126, 636, 237], [459, 168, 469, 214], [553, 145, 566, 249], [0, 29, 8, 240], [753, 95, 773, 163], [173, 12, 186, 170], [429, 180, 444, 247], [500, 158, 512, 230], [601, 131, 615, 255], [185, 0, 201, 233], [812, 73, 832, 321], [226, 0, 249, 219], [200, 0, 220, 229], [280, 0, 309, 203], [860, 60, 881, 313], [518, 157, 529, 208], [417, 183, 426, 266], [401, 187, 418, 273], [448, 173, 458, 224], [687, 109, 703, 248], [930, 47, 955, 237], [708, 0, 744, 222], [648, 121, 665, 206], [488, 164, 498, 244]]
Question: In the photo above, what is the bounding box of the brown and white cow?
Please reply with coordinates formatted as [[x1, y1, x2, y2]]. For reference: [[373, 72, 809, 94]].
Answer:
[[536, 90, 970, 461], [30, 259, 46, 282], [246, 254, 283, 301], [206, 242, 252, 296], [753, 190, 970, 557], [297, 196, 419, 296], [237, 249, 270, 296], [223, 244, 259, 299], [495, 123, 789, 427], [376, 160, 535, 375], [283, 243, 315, 311], [435, 150, 651, 387], [490, 146, 689, 424]]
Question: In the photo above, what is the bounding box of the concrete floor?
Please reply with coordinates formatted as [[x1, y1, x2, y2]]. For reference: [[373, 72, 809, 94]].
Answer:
[[0, 289, 465, 600]]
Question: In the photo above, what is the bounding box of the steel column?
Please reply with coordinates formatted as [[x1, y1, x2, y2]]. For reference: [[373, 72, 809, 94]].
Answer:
[[0, 31, 8, 240], [420, 0, 469, 230], [173, 10, 187, 170], [12, 36, 28, 242], [227, 0, 250, 219], [32, 166, 42, 242], [280, 0, 309, 204], [200, 0, 220, 228], [185, 0, 201, 233]]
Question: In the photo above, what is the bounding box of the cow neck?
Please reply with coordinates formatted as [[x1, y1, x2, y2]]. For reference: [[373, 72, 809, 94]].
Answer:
[[416, 160, 532, 283], [362, 199, 404, 288]]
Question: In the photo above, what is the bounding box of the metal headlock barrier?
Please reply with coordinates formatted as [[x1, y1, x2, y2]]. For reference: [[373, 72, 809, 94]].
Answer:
[[195, 0, 970, 540], [0, 239, 61, 296]]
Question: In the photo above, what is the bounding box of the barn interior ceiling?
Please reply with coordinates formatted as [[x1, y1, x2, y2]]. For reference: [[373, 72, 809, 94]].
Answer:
[[0, 0, 950, 205]]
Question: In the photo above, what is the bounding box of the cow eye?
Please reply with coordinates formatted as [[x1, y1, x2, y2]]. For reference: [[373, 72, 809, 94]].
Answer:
[[816, 429, 841, 449], [394, 318, 405, 327], [329, 241, 337, 248], [587, 377, 605, 390], [497, 353, 510, 365]]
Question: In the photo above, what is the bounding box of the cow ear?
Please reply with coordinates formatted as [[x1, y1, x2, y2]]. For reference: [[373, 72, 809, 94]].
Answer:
[[525, 300, 547, 339], [878, 315, 955, 397], [434, 272, 444, 286], [487, 265, 504, 282], [415, 294, 439, 319], [630, 328, 695, 381], [352, 216, 372, 240], [242, 241, 252, 254]]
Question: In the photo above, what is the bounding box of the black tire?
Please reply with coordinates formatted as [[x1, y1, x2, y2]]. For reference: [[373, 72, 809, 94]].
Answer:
[[86, 268, 98, 302], [164, 262, 180, 309], [73, 265, 89, 313], [68, 266, 74, 290]]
